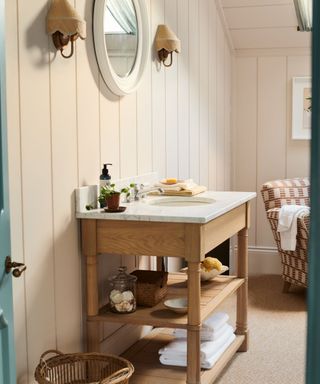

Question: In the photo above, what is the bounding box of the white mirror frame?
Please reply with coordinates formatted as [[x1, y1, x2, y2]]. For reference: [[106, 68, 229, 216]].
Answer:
[[93, 0, 149, 96]]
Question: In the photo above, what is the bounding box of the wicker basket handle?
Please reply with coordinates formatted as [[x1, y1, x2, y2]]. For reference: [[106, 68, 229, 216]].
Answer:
[[100, 367, 130, 384], [39, 349, 64, 364]]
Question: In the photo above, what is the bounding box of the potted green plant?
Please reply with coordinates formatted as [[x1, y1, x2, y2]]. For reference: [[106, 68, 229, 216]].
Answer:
[[99, 183, 134, 210]]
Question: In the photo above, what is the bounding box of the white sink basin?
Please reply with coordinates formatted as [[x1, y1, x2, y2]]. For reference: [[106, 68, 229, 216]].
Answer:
[[146, 196, 215, 207]]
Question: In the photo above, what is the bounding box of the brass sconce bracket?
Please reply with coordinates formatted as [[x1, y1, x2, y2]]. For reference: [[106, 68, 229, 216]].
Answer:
[[158, 49, 173, 67], [51, 31, 76, 59]]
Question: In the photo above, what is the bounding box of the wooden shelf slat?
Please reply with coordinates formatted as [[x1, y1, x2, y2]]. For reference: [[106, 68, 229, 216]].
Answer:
[[122, 328, 245, 384], [88, 273, 244, 329]]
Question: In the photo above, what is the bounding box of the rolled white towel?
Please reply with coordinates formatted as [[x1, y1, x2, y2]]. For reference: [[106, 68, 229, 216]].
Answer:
[[202, 312, 230, 333], [173, 322, 232, 341], [159, 324, 234, 361], [159, 333, 236, 369], [277, 205, 310, 251]]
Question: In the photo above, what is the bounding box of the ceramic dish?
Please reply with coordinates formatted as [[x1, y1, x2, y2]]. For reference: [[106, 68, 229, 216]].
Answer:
[[200, 265, 229, 281], [104, 206, 127, 213], [180, 265, 229, 281], [164, 297, 188, 314]]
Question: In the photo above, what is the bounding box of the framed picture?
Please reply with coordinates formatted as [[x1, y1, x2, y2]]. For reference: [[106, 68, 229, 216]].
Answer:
[[292, 77, 312, 140]]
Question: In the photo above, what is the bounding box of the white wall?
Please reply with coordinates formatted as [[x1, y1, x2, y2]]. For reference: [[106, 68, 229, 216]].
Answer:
[[233, 48, 311, 274], [5, 0, 233, 382]]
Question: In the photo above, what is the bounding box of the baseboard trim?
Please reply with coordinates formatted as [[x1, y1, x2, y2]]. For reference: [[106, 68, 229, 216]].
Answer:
[[232, 246, 281, 276]]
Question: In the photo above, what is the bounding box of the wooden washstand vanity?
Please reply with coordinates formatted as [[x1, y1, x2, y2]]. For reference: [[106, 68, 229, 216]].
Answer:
[[77, 191, 256, 384]]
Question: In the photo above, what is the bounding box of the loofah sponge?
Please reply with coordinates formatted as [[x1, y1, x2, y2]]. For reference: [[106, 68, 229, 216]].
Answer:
[[201, 257, 222, 272]]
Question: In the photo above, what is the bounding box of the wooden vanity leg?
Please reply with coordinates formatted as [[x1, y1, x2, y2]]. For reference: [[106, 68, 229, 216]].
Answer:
[[81, 219, 99, 351], [236, 227, 248, 352], [187, 262, 201, 384]]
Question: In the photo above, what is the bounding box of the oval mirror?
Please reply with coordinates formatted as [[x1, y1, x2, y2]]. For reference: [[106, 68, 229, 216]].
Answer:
[[93, 0, 149, 96]]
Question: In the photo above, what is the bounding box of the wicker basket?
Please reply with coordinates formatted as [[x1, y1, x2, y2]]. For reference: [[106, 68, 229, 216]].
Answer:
[[34, 350, 134, 384], [130, 270, 168, 307]]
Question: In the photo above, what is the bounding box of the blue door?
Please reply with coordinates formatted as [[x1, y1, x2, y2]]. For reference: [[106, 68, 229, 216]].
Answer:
[[0, 0, 16, 382]]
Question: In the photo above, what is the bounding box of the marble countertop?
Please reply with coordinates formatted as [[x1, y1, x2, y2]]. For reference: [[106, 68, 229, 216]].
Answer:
[[76, 191, 256, 224]]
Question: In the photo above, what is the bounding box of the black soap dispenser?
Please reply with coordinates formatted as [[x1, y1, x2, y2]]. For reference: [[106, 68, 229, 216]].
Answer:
[[100, 163, 112, 187]]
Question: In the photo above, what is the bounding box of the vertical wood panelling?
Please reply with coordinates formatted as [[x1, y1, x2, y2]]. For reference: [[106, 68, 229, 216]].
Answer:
[[100, 79, 121, 179], [234, 52, 311, 251], [234, 57, 257, 246], [199, 0, 209, 187], [286, 56, 311, 178], [119, 93, 137, 178], [208, 2, 217, 190], [257, 57, 287, 246], [164, 0, 178, 178], [76, 1, 100, 186], [50, 42, 81, 352], [216, 17, 225, 190], [18, 0, 56, 373], [6, 1, 234, 380], [5, 0, 28, 380], [177, 0, 189, 180], [151, 0, 166, 178], [189, 0, 200, 183], [224, 46, 232, 190], [137, 0, 152, 175]]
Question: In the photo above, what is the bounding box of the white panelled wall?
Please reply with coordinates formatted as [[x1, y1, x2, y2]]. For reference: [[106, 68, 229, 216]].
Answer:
[[233, 49, 311, 274], [5, 0, 233, 382]]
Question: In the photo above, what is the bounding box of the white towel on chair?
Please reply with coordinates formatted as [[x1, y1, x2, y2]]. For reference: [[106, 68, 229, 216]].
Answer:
[[277, 205, 310, 251]]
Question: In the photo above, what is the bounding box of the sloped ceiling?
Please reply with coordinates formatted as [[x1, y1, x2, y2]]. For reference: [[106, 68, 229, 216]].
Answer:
[[221, 0, 311, 49]]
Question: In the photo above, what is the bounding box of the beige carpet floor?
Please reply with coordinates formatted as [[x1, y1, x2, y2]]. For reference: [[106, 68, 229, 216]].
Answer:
[[215, 275, 307, 384]]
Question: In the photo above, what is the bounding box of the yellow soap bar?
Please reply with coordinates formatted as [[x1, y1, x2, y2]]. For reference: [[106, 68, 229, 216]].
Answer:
[[165, 178, 177, 184]]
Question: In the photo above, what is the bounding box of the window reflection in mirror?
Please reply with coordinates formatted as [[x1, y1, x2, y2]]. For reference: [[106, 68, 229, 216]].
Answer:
[[104, 0, 138, 78]]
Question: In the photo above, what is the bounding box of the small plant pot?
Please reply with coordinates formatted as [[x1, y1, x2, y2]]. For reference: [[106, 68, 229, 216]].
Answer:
[[106, 193, 120, 210]]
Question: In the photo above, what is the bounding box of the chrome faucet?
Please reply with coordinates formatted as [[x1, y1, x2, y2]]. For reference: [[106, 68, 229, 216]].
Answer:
[[133, 184, 164, 200]]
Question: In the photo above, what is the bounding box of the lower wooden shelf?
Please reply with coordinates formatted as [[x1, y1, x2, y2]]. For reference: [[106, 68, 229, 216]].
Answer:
[[89, 273, 244, 329], [122, 328, 245, 384]]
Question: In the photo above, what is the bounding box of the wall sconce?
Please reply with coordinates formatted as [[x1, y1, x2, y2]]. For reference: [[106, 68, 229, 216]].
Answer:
[[293, 0, 312, 31], [47, 0, 86, 59], [155, 25, 181, 67]]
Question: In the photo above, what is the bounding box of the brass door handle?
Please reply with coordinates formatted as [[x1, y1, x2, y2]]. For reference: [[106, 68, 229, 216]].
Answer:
[[5, 256, 26, 278]]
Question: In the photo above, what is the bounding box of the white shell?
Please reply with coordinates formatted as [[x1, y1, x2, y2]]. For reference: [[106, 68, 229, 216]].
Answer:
[[110, 290, 123, 304], [122, 290, 134, 301], [115, 301, 133, 312]]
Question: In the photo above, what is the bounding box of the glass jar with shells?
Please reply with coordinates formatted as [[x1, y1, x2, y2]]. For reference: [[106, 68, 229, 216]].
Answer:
[[109, 266, 137, 314]]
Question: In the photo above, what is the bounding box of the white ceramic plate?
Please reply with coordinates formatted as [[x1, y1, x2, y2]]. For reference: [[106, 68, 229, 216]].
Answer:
[[180, 265, 229, 281], [200, 265, 229, 281], [164, 297, 188, 314]]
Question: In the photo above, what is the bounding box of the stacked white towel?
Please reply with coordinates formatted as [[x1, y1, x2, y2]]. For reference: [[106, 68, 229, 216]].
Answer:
[[159, 312, 235, 369], [277, 205, 310, 251], [173, 311, 229, 341]]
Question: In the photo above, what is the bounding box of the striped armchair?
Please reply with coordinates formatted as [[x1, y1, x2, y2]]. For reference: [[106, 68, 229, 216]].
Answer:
[[261, 178, 310, 292]]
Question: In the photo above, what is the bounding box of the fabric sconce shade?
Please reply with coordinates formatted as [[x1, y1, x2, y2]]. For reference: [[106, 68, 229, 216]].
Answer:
[[293, 0, 312, 31], [155, 25, 181, 67], [47, 0, 86, 58]]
